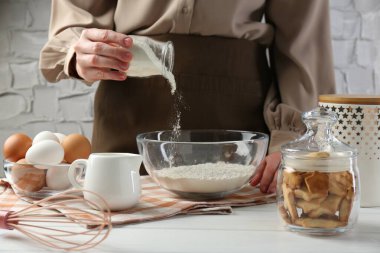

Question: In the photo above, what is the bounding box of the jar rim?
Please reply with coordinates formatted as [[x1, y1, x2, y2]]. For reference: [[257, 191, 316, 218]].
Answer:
[[281, 150, 358, 158]]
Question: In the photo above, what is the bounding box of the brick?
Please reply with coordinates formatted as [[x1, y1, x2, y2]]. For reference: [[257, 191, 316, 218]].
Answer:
[[354, 0, 380, 13], [58, 95, 92, 121], [356, 40, 377, 67], [0, 113, 41, 129], [10, 31, 48, 59], [342, 12, 361, 39], [330, 10, 344, 39], [27, 0, 51, 30], [10, 61, 39, 89], [345, 67, 374, 93], [0, 63, 12, 93], [15, 89, 33, 112], [20, 121, 56, 139], [49, 79, 78, 98], [0, 1, 28, 29], [55, 122, 82, 135], [330, 0, 354, 11], [0, 93, 27, 120], [332, 40, 355, 67], [33, 86, 58, 119], [330, 11, 360, 40], [362, 12, 380, 40], [334, 69, 347, 93], [0, 31, 10, 57]]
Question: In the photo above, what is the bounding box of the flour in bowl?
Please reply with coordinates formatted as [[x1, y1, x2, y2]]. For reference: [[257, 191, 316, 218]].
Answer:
[[154, 162, 254, 193]]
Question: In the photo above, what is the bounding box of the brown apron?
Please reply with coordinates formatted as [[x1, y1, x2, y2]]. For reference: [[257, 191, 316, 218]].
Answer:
[[92, 34, 272, 174]]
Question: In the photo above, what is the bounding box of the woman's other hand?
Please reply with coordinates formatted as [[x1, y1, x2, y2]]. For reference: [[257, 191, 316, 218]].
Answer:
[[250, 151, 281, 193], [74, 28, 133, 82]]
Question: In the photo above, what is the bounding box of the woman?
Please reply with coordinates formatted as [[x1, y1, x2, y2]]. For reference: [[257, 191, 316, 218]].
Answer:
[[40, 0, 335, 193]]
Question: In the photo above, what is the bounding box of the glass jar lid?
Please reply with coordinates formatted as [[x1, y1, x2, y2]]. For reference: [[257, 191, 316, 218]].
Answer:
[[281, 107, 357, 172]]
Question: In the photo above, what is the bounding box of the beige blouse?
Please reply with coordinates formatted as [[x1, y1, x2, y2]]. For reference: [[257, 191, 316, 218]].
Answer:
[[40, 0, 336, 152]]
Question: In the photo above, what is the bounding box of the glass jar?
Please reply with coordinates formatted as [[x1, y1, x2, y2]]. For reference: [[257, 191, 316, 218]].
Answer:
[[128, 35, 174, 78], [277, 107, 360, 235]]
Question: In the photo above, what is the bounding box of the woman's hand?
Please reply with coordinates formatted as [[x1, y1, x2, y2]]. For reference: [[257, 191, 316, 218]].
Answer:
[[73, 28, 133, 82], [250, 151, 281, 193]]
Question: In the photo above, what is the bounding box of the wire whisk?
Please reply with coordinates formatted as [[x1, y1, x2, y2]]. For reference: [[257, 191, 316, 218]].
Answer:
[[0, 189, 112, 251]]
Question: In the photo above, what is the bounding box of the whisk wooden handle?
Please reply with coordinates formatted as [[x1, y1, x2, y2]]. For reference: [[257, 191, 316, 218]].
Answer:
[[0, 210, 16, 230]]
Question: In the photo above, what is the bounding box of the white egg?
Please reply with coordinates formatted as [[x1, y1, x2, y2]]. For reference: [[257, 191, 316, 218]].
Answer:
[[46, 166, 71, 190], [26, 140, 64, 165], [54, 133, 66, 144], [33, 131, 59, 145]]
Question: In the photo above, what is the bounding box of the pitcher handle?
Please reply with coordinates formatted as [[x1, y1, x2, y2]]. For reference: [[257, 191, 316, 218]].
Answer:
[[68, 159, 87, 189]]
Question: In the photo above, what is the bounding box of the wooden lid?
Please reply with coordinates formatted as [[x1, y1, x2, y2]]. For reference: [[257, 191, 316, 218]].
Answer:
[[319, 94, 380, 105]]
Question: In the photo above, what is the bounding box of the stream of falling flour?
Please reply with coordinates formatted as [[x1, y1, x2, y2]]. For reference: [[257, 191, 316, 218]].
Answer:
[[129, 39, 184, 165], [161, 65, 184, 165], [164, 73, 184, 165]]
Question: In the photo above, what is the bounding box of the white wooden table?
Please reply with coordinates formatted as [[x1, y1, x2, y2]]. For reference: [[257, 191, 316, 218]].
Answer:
[[0, 203, 379, 252]]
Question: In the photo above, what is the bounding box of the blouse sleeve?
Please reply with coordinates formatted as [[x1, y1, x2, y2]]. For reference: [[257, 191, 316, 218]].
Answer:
[[264, 0, 336, 153], [39, 0, 117, 83]]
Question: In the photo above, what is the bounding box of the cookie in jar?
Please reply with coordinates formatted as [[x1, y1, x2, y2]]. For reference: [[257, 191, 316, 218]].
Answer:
[[277, 108, 360, 235]]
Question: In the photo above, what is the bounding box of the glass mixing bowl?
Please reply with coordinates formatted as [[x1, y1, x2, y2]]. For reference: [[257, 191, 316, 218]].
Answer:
[[137, 130, 269, 199]]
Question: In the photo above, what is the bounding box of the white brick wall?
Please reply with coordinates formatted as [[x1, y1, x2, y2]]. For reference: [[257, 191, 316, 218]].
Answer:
[[0, 0, 97, 174], [331, 0, 380, 93], [0, 0, 379, 174]]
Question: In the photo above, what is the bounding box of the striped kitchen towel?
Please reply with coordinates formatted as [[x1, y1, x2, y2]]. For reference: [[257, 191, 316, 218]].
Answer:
[[0, 176, 276, 226]]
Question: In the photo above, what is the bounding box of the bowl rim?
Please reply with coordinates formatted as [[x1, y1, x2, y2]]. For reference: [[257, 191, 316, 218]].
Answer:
[[136, 129, 269, 144], [3, 160, 70, 169]]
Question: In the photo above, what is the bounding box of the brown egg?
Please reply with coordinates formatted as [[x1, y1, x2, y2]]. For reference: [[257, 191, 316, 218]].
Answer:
[[11, 158, 46, 192], [62, 134, 91, 163], [3, 133, 32, 162]]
